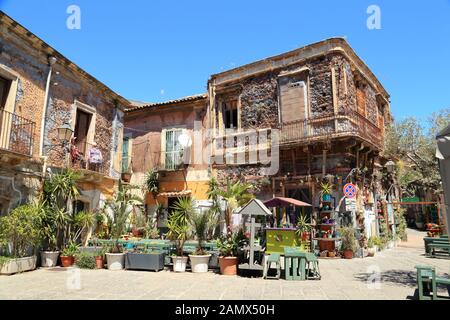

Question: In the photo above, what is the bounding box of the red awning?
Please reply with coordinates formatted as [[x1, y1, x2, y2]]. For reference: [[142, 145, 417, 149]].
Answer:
[[263, 197, 312, 208]]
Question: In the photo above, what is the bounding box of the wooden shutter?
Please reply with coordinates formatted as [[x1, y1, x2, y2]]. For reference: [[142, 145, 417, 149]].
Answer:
[[279, 76, 307, 123]]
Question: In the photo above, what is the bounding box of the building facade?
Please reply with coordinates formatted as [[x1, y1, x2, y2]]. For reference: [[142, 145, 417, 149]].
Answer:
[[0, 12, 128, 216]]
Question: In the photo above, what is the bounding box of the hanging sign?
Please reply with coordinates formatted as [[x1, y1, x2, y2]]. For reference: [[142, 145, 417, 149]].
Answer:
[[343, 183, 357, 198]]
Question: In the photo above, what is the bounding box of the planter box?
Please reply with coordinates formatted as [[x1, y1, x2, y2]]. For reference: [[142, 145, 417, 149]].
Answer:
[[0, 256, 37, 275], [125, 252, 165, 272]]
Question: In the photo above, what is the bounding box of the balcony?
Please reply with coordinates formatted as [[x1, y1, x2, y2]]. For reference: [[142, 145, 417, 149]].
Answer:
[[280, 111, 382, 149], [0, 109, 35, 157], [70, 141, 109, 177], [211, 128, 272, 165]]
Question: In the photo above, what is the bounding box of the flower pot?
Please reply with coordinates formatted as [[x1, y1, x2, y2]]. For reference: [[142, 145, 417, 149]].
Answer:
[[415, 222, 424, 230], [320, 251, 328, 258], [367, 248, 376, 257], [40, 251, 60, 267], [0, 256, 37, 275], [327, 251, 336, 258], [343, 250, 353, 259], [105, 253, 125, 270], [60, 256, 75, 267], [322, 194, 331, 201], [301, 232, 310, 241], [95, 256, 104, 269], [172, 256, 188, 272], [189, 254, 211, 273], [218, 256, 238, 275]]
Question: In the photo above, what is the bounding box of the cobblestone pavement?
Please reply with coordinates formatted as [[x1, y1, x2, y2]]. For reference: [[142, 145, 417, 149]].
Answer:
[[0, 229, 449, 300]]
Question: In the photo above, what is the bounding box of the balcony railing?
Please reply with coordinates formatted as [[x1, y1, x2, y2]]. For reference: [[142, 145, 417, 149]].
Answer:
[[0, 109, 35, 156], [280, 111, 382, 149], [70, 141, 108, 176]]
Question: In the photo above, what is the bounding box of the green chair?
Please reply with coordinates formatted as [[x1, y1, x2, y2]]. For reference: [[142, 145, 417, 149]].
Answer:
[[415, 265, 450, 300], [304, 252, 321, 280], [263, 254, 281, 280]]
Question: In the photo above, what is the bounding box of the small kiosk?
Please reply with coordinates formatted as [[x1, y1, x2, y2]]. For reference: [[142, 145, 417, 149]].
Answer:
[[238, 199, 272, 272], [263, 197, 312, 254]]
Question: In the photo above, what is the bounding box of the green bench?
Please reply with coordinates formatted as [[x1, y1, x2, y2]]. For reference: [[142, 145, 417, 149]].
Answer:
[[427, 242, 450, 258], [416, 265, 450, 300], [424, 236, 449, 255]]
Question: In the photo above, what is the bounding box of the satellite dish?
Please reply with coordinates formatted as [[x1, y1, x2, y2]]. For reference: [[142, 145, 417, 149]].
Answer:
[[178, 133, 192, 148]]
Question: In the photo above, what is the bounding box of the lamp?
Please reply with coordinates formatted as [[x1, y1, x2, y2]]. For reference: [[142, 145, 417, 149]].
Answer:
[[57, 122, 73, 144], [385, 160, 396, 173]]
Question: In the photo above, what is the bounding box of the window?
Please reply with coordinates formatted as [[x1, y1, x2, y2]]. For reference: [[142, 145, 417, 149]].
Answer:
[[279, 75, 308, 123], [0, 76, 11, 110], [164, 129, 183, 170], [74, 109, 92, 155], [223, 100, 238, 129], [122, 136, 130, 172]]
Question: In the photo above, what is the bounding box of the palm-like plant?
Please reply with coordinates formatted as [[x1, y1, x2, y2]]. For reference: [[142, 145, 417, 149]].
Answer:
[[190, 211, 209, 255], [217, 179, 254, 229], [143, 168, 160, 227], [72, 211, 94, 246], [104, 182, 143, 253], [167, 197, 194, 256]]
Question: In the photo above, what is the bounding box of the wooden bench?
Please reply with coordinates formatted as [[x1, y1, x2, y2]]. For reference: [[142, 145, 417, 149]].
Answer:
[[424, 236, 449, 255], [415, 265, 450, 300], [427, 242, 450, 258]]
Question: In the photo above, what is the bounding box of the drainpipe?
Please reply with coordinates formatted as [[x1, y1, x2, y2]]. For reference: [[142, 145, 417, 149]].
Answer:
[[39, 56, 57, 157]]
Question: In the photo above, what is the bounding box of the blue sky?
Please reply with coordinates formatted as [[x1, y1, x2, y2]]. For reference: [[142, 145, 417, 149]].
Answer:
[[1, 0, 449, 121]]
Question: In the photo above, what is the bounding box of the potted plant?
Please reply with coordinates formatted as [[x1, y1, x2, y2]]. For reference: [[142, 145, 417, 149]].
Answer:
[[38, 202, 65, 267], [0, 204, 42, 275], [188, 210, 211, 273], [94, 248, 106, 269], [339, 227, 357, 259], [125, 246, 165, 272], [104, 183, 143, 271], [216, 229, 246, 276], [320, 182, 333, 202], [367, 236, 377, 257], [60, 242, 79, 267], [295, 214, 311, 242], [167, 197, 192, 272]]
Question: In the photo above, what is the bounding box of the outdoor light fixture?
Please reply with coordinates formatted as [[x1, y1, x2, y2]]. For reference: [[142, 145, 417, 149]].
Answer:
[[57, 122, 73, 144], [385, 160, 396, 173]]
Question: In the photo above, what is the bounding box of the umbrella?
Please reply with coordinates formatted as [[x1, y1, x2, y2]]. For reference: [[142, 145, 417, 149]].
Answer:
[[263, 197, 312, 208]]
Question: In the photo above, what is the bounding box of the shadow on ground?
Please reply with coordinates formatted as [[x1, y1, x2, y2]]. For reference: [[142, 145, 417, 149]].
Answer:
[[354, 269, 450, 289]]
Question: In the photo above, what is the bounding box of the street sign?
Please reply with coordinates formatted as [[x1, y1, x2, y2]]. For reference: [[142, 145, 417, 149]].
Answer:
[[345, 197, 357, 211], [343, 183, 357, 198]]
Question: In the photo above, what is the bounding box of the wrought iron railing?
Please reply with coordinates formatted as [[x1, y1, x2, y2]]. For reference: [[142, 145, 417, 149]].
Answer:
[[0, 109, 35, 156], [280, 111, 382, 149]]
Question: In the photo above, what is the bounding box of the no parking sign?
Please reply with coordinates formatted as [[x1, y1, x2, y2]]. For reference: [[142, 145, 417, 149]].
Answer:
[[343, 183, 357, 198]]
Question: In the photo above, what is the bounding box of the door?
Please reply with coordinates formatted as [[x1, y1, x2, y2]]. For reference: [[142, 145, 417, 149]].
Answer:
[[74, 110, 91, 155]]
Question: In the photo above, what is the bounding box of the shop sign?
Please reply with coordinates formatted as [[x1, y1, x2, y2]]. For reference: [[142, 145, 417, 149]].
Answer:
[[345, 197, 357, 212]]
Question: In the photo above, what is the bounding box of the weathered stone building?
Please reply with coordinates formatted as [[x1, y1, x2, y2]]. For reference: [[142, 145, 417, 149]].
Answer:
[[0, 11, 128, 215], [207, 38, 392, 238]]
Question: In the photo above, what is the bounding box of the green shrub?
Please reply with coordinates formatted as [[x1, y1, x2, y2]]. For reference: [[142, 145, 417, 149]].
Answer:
[[75, 252, 96, 269], [0, 204, 43, 258]]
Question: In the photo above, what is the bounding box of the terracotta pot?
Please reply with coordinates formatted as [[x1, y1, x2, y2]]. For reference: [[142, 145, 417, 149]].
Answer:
[[218, 256, 238, 276], [95, 256, 104, 269], [343, 250, 353, 259], [60, 256, 74, 267], [301, 232, 310, 241]]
